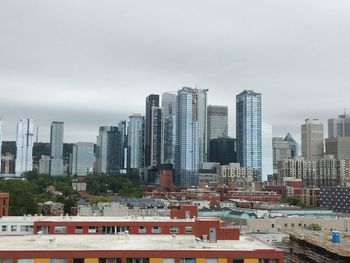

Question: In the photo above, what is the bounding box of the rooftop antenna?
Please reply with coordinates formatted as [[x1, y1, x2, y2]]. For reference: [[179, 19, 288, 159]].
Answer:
[[36, 125, 39, 143]]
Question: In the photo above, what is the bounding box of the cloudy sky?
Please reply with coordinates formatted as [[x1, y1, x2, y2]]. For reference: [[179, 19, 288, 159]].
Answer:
[[1, 0, 350, 143]]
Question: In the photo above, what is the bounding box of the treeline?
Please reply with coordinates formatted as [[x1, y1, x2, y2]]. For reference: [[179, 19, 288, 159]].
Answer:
[[1, 141, 74, 161], [0, 172, 144, 216]]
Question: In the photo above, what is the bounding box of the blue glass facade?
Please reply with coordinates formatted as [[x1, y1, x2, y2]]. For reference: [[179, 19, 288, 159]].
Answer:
[[236, 90, 262, 181]]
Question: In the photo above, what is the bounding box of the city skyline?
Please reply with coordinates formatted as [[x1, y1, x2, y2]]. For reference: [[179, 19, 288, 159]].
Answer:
[[1, 1, 350, 143]]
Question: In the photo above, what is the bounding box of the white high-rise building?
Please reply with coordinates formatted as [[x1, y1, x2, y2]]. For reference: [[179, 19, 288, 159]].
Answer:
[[262, 123, 273, 182], [127, 114, 145, 170], [50, 121, 64, 176], [301, 118, 324, 161], [15, 118, 34, 176]]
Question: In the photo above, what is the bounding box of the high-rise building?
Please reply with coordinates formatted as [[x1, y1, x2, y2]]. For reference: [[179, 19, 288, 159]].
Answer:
[[209, 137, 236, 165], [49, 121, 64, 176], [145, 94, 159, 167], [71, 142, 94, 176], [236, 90, 262, 180], [150, 107, 164, 166], [328, 113, 350, 138], [118, 120, 128, 171], [175, 87, 200, 186], [161, 93, 176, 164], [0, 119, 2, 173], [284, 132, 298, 157], [262, 123, 273, 182], [325, 136, 350, 160], [273, 137, 292, 171], [195, 89, 208, 164], [127, 114, 145, 170], [15, 118, 34, 175], [301, 118, 324, 161], [95, 126, 120, 175], [39, 155, 50, 174], [207, 105, 228, 155]]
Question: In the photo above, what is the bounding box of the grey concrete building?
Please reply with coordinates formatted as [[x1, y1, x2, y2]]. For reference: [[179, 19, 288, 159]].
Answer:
[[71, 142, 94, 176], [301, 118, 324, 161], [272, 137, 292, 171], [328, 113, 350, 138], [325, 136, 350, 160], [49, 121, 64, 176]]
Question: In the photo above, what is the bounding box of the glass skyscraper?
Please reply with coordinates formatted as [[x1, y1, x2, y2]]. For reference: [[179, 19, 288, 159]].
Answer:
[[236, 90, 262, 181], [15, 118, 34, 176], [49, 121, 64, 176], [262, 122, 273, 182], [127, 114, 145, 170], [162, 92, 176, 164]]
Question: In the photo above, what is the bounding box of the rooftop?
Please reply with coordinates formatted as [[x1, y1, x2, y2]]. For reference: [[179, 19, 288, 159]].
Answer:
[[0, 234, 276, 251]]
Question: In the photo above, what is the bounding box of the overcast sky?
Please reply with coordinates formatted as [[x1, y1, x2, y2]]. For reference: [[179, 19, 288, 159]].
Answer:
[[1, 0, 350, 144]]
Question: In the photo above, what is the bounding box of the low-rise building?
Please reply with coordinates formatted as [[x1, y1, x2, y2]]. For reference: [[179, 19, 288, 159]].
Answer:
[[217, 163, 256, 188]]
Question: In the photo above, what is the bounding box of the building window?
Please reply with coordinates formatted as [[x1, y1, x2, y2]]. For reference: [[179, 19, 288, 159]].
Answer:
[[0, 259, 12, 263], [232, 260, 244, 263], [185, 227, 193, 233], [50, 259, 67, 263], [17, 260, 34, 263], [20, 225, 32, 232], [127, 259, 149, 263], [11, 225, 17, 232], [163, 259, 175, 263], [139, 226, 146, 234], [88, 226, 98, 233], [54, 226, 67, 233], [99, 259, 122, 263], [75, 226, 83, 234], [206, 259, 217, 263], [170, 226, 179, 234], [284, 224, 288, 227], [291, 223, 294, 227], [271, 224, 274, 228], [152, 226, 161, 234], [1, 225, 7, 232], [180, 259, 195, 263]]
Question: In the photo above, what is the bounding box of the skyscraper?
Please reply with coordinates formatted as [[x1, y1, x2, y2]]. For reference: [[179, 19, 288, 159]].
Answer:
[[209, 137, 236, 165], [145, 94, 159, 167], [195, 89, 208, 164], [118, 120, 129, 171], [150, 107, 164, 166], [49, 121, 64, 176], [95, 126, 120, 175], [301, 118, 324, 161], [207, 105, 228, 154], [236, 90, 262, 180], [175, 87, 203, 186], [127, 114, 145, 170], [71, 142, 94, 176], [261, 122, 273, 182], [284, 132, 298, 157], [272, 137, 292, 171], [15, 118, 34, 176], [328, 113, 350, 138], [162, 92, 176, 164]]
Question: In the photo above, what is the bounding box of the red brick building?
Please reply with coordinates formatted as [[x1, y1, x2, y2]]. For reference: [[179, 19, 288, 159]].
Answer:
[[0, 193, 9, 217]]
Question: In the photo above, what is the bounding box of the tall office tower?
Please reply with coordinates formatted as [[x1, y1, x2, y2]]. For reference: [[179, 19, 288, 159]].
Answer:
[[0, 119, 3, 173], [118, 120, 129, 171], [150, 107, 164, 166], [127, 114, 145, 170], [301, 118, 324, 161], [38, 155, 50, 174], [209, 137, 236, 165], [325, 136, 350, 159], [162, 92, 176, 164], [71, 142, 94, 176], [145, 94, 159, 167], [207, 105, 228, 155], [15, 118, 34, 175], [284, 133, 298, 157], [261, 123, 273, 181], [175, 87, 201, 186], [272, 137, 292, 171], [328, 113, 350, 138], [236, 90, 262, 180], [195, 89, 208, 164], [49, 121, 64, 176], [95, 126, 120, 175]]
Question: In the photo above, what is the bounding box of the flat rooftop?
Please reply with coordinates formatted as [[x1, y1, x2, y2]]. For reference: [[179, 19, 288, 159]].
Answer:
[[0, 234, 276, 251]]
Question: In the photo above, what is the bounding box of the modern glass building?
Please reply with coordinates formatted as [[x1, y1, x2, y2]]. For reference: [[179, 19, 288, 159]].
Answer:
[[95, 126, 120, 175], [15, 118, 34, 176], [150, 107, 164, 166], [118, 120, 129, 171], [236, 90, 262, 181], [328, 113, 350, 138], [127, 114, 145, 170], [71, 142, 94, 176], [161, 92, 176, 164], [284, 132, 298, 157], [209, 137, 236, 165], [49, 121, 64, 176], [175, 87, 200, 186], [207, 105, 228, 155]]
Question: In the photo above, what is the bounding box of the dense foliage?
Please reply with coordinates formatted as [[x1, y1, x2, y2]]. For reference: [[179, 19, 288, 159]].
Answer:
[[279, 197, 307, 208]]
